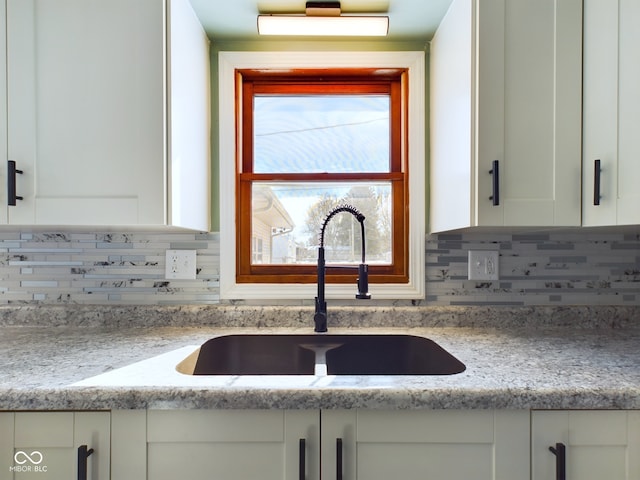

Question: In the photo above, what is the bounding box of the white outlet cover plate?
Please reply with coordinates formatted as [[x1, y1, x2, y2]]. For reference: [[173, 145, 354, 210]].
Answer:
[[468, 250, 499, 281], [165, 250, 197, 280]]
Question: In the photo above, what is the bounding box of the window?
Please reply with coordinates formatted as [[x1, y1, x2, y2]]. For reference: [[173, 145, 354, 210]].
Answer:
[[219, 52, 425, 300], [238, 69, 406, 285]]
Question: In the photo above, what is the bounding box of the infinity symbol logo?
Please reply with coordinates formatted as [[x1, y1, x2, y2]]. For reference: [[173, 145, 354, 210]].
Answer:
[[14, 450, 43, 465]]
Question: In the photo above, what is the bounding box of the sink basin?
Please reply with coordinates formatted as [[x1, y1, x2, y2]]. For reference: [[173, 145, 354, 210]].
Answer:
[[177, 334, 316, 375], [176, 334, 465, 376], [323, 335, 465, 375]]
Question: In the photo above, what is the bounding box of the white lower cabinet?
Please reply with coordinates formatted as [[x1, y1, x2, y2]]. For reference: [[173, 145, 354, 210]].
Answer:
[[323, 410, 529, 480], [129, 409, 529, 480], [532, 410, 640, 480], [8, 409, 636, 479], [4, 409, 639, 479], [0, 411, 110, 480], [143, 410, 320, 480]]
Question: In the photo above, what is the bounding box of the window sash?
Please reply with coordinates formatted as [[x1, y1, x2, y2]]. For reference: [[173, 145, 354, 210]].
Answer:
[[236, 69, 408, 284]]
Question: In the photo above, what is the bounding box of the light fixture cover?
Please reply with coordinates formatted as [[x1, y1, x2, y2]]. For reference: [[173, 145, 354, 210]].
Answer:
[[257, 14, 389, 37]]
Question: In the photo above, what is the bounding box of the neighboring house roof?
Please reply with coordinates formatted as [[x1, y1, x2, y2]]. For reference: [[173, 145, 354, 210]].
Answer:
[[252, 185, 295, 233]]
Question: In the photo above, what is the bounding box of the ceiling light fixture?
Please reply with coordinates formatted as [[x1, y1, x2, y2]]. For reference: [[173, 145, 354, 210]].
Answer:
[[257, 1, 389, 37]]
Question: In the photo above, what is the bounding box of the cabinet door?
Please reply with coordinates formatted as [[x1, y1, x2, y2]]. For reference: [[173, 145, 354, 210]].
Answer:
[[0, 411, 110, 480], [146, 409, 319, 480], [0, 0, 6, 224], [322, 410, 529, 480], [430, 0, 582, 231], [6, 0, 166, 226], [0, 413, 14, 475], [111, 410, 147, 480], [532, 410, 640, 480], [166, 0, 211, 232], [582, 0, 640, 226], [476, 0, 582, 227]]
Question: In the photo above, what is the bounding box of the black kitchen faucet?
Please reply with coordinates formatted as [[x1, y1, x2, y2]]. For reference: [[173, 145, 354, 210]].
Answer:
[[314, 204, 371, 333]]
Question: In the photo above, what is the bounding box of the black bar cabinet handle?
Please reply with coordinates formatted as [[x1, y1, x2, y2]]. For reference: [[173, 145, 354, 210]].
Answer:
[[489, 160, 500, 206], [7, 160, 23, 206], [77, 445, 94, 480], [336, 438, 343, 480], [548, 442, 566, 480], [594, 159, 601, 206], [299, 438, 306, 480]]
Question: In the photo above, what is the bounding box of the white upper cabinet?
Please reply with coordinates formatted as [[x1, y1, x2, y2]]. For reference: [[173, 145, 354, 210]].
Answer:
[[430, 0, 582, 232], [582, 0, 640, 226], [0, 1, 6, 224], [3, 0, 210, 230]]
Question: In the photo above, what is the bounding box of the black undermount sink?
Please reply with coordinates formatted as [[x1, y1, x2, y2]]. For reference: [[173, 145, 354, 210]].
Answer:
[[176, 334, 466, 376]]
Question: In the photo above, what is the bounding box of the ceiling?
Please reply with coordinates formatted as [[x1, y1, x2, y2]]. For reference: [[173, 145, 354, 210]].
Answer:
[[188, 0, 454, 42]]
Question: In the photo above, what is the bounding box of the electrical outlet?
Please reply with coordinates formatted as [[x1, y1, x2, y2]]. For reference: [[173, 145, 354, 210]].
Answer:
[[468, 250, 499, 281], [165, 250, 197, 280]]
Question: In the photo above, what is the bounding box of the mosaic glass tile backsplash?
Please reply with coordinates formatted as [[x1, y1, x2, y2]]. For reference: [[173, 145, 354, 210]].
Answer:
[[0, 230, 638, 306]]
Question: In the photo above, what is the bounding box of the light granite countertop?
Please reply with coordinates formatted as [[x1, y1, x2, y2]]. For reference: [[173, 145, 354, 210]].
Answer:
[[0, 305, 639, 411]]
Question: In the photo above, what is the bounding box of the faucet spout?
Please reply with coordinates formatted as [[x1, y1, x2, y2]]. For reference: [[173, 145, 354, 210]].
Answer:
[[314, 204, 370, 333], [314, 245, 328, 332]]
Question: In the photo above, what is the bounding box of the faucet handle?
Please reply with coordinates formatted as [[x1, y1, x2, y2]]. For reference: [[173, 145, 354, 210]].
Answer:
[[356, 264, 371, 300], [314, 297, 328, 332]]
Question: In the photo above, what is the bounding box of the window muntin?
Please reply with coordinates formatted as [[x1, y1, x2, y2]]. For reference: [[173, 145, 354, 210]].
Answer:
[[251, 236, 264, 263], [236, 69, 408, 285]]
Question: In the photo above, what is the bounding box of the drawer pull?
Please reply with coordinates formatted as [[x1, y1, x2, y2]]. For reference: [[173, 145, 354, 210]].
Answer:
[[8, 160, 23, 206], [548, 442, 566, 480], [299, 438, 306, 480], [489, 160, 500, 206], [593, 159, 601, 205], [336, 438, 343, 480], [77, 445, 94, 480]]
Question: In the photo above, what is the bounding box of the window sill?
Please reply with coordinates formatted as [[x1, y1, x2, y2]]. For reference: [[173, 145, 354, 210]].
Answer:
[[220, 281, 425, 301]]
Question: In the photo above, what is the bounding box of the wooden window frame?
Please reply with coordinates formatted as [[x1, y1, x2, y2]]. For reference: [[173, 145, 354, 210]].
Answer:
[[236, 69, 409, 285]]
